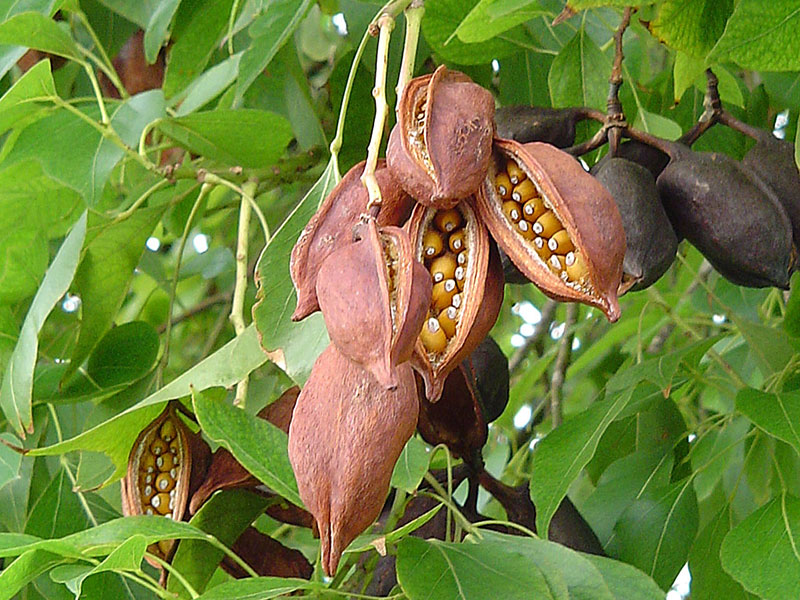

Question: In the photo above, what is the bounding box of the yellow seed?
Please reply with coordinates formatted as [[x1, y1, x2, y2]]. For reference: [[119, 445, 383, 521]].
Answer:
[[506, 160, 525, 185], [533, 237, 552, 260], [451, 293, 462, 310], [157, 452, 176, 472], [432, 279, 458, 311], [565, 251, 588, 282], [495, 172, 512, 200], [548, 254, 564, 273], [515, 219, 536, 241], [420, 318, 447, 353], [448, 230, 466, 253], [151, 492, 172, 515], [434, 209, 463, 233], [155, 472, 175, 493], [169, 438, 181, 454], [141, 484, 155, 504], [511, 179, 537, 204], [548, 230, 574, 254], [423, 231, 444, 258], [157, 539, 173, 557], [522, 197, 546, 222], [150, 438, 168, 456], [502, 200, 522, 223], [533, 211, 562, 238], [438, 307, 458, 338], [160, 419, 177, 442], [454, 266, 466, 290], [457, 251, 468, 266], [429, 254, 457, 283], [141, 452, 156, 473]]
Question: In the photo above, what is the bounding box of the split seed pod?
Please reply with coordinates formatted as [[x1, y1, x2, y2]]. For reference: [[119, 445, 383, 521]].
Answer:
[[657, 146, 793, 288], [591, 157, 678, 293], [288, 344, 418, 576], [477, 140, 626, 321], [289, 160, 414, 321], [495, 106, 582, 148], [387, 65, 495, 208], [316, 218, 432, 389], [121, 403, 211, 565], [406, 201, 504, 401]]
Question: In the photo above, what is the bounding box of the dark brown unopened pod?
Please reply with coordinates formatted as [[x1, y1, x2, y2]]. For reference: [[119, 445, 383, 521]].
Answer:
[[494, 106, 582, 148], [614, 140, 671, 180]]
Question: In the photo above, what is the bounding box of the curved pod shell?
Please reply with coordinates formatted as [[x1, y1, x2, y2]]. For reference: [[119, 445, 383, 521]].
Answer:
[[494, 105, 581, 148], [477, 139, 625, 321]]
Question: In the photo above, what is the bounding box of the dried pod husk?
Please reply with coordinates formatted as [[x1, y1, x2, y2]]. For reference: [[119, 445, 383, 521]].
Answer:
[[406, 200, 504, 402], [290, 160, 414, 321], [121, 403, 211, 566], [387, 65, 495, 208], [657, 147, 793, 288], [477, 139, 626, 321], [316, 218, 431, 389], [495, 106, 582, 148], [288, 344, 418, 576], [220, 527, 313, 580], [591, 157, 679, 293]]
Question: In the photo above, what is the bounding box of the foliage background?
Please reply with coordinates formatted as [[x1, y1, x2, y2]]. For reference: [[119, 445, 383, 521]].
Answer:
[[0, 0, 800, 598]]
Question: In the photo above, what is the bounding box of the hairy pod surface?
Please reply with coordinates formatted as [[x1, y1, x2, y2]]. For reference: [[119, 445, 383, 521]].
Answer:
[[657, 148, 793, 288], [494, 105, 580, 148], [406, 201, 504, 401], [288, 344, 418, 576], [387, 65, 495, 208], [121, 403, 210, 565], [316, 218, 431, 389], [477, 139, 625, 321], [290, 160, 413, 321], [592, 157, 679, 293]]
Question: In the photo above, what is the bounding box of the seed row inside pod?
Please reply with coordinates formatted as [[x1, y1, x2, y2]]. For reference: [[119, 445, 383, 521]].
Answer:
[[407, 97, 432, 172], [380, 235, 400, 330], [494, 157, 590, 290], [419, 207, 469, 355]]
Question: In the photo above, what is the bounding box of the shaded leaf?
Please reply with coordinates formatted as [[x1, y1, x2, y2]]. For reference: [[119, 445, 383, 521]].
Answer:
[[0, 59, 55, 135], [454, 0, 546, 44], [86, 321, 159, 388], [0, 12, 81, 60], [548, 25, 610, 110], [25, 469, 91, 539], [737, 388, 800, 455], [143, 0, 181, 64], [732, 314, 797, 378], [390, 436, 431, 494], [196, 577, 317, 600], [649, 0, 733, 58]]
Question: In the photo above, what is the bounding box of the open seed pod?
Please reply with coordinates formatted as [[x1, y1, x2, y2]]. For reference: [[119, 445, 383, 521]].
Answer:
[[316, 218, 431, 389], [386, 65, 495, 208], [288, 344, 418, 576], [591, 157, 679, 293], [121, 402, 211, 566], [289, 160, 414, 321], [406, 201, 504, 402], [495, 106, 582, 148], [477, 139, 625, 321], [657, 145, 793, 288]]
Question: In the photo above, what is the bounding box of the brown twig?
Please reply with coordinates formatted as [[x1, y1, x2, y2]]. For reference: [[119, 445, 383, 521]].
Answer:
[[157, 292, 232, 333], [607, 8, 632, 156], [679, 69, 722, 146], [549, 304, 577, 428]]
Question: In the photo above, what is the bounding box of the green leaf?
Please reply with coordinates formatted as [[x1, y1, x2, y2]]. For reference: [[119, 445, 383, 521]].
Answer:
[[86, 321, 159, 387], [64, 205, 167, 384], [0, 225, 48, 304], [548, 25, 610, 110], [143, 0, 181, 64], [0, 549, 67, 600], [174, 53, 241, 116], [710, 0, 800, 71], [566, 0, 634, 7], [192, 388, 302, 507], [253, 158, 337, 384], [0, 12, 81, 61], [721, 494, 800, 599], [155, 109, 292, 168], [530, 387, 634, 537], [614, 478, 699, 590], [632, 108, 683, 140], [0, 59, 55, 135], [648, 0, 733, 58], [0, 212, 86, 437], [0, 433, 23, 492], [785, 272, 800, 337], [25, 469, 91, 539], [95, 0, 158, 29], [732, 314, 797, 378], [583, 554, 665, 600], [167, 490, 271, 597], [390, 436, 431, 493], [196, 577, 317, 600], [454, 0, 546, 44], [235, 0, 313, 102], [737, 388, 800, 455]]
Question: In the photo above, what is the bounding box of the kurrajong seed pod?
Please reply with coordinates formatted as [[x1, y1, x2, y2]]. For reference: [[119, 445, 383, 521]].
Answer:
[[221, 527, 313, 580], [386, 65, 495, 208], [289, 160, 414, 321], [477, 140, 626, 321], [657, 146, 794, 288], [406, 201, 504, 402], [121, 403, 211, 566], [614, 140, 671, 180], [591, 157, 679, 293], [494, 106, 582, 149], [288, 344, 418, 576], [316, 218, 431, 389]]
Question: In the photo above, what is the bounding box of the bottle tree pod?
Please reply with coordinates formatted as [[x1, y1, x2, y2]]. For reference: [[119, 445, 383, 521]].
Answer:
[[494, 106, 582, 148], [386, 65, 495, 208], [315, 218, 432, 390], [591, 157, 679, 293], [656, 145, 794, 288], [289, 160, 414, 322], [121, 402, 211, 566], [287, 344, 418, 576], [220, 526, 313, 580], [405, 201, 505, 402], [476, 139, 626, 321], [462, 335, 509, 424], [614, 140, 671, 180]]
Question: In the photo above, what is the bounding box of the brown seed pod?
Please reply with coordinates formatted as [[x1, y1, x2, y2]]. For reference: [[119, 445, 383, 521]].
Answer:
[[290, 160, 414, 322], [220, 526, 313, 580], [97, 30, 166, 99], [477, 140, 625, 321], [494, 106, 582, 148], [614, 140, 671, 180], [386, 65, 495, 208], [121, 403, 211, 566], [406, 201, 504, 401], [288, 344, 418, 576], [316, 218, 431, 389]]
